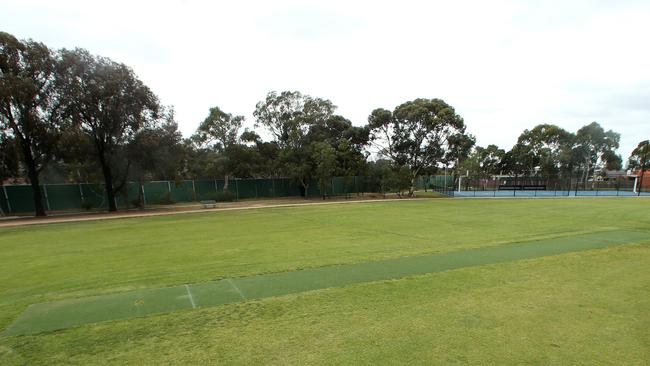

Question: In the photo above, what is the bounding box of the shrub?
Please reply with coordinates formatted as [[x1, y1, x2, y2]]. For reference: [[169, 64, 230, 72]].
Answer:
[[131, 198, 144, 209], [80, 200, 94, 210], [157, 191, 175, 205], [207, 191, 236, 202]]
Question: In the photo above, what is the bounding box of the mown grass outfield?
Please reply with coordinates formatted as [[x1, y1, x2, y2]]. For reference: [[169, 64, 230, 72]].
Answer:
[[0, 198, 649, 364]]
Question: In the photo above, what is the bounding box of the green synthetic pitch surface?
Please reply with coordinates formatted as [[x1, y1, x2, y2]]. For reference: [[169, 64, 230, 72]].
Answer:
[[1, 198, 650, 364], [5, 229, 648, 336]]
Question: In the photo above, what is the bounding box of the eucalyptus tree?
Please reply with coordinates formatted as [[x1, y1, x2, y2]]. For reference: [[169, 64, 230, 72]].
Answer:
[[460, 144, 506, 180], [254, 91, 335, 196], [0, 32, 63, 216], [57, 48, 160, 211], [574, 122, 621, 183], [508, 124, 575, 177], [193, 106, 244, 191], [368, 98, 470, 195]]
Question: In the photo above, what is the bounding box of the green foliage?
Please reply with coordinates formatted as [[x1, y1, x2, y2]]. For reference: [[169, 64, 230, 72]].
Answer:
[[460, 144, 506, 180], [193, 106, 244, 152], [0, 32, 62, 216], [80, 200, 94, 210], [506, 124, 574, 177], [574, 122, 621, 180], [368, 98, 472, 195], [129, 197, 143, 209], [129, 109, 184, 183], [207, 190, 236, 202], [627, 140, 649, 170], [0, 134, 19, 182], [311, 142, 337, 197], [57, 48, 161, 211], [157, 191, 175, 205]]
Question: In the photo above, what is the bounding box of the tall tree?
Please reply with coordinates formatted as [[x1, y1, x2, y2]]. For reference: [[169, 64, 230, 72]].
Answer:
[[254, 91, 335, 149], [240, 129, 282, 177], [57, 48, 160, 211], [368, 98, 469, 195], [574, 122, 621, 183], [460, 144, 506, 180], [193, 106, 244, 191], [128, 108, 183, 206], [0, 32, 62, 216], [507, 124, 574, 177], [0, 134, 20, 183], [311, 142, 337, 198], [254, 91, 335, 195]]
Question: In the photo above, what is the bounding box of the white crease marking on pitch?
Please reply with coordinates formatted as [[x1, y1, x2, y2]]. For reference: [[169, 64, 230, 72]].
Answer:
[[185, 284, 197, 308], [226, 279, 248, 301]]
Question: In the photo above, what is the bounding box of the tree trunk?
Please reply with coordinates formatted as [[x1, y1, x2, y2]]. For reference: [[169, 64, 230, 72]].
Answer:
[[20, 138, 46, 217], [137, 178, 145, 209], [223, 173, 229, 191], [409, 174, 416, 197], [98, 152, 117, 212], [584, 157, 591, 188], [301, 178, 309, 199]]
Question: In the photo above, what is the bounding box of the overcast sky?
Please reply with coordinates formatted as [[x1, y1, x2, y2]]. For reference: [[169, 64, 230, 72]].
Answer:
[[2, 0, 649, 160]]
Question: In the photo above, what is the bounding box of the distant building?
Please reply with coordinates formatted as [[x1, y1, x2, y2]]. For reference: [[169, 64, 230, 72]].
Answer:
[[629, 169, 650, 189]]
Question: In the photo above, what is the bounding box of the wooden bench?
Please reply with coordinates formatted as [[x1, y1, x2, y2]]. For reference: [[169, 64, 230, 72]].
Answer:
[[200, 200, 217, 209]]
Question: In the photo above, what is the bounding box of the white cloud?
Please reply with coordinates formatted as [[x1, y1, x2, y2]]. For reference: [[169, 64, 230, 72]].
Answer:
[[1, 0, 648, 159]]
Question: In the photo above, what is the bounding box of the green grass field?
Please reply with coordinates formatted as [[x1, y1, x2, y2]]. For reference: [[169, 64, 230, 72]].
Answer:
[[1, 198, 649, 364]]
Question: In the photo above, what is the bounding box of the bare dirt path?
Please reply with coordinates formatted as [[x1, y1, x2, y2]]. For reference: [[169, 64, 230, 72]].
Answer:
[[0, 196, 419, 228]]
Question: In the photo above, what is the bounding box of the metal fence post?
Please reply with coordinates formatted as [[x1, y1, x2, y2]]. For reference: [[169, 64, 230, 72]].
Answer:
[[2, 185, 11, 212], [192, 180, 196, 201], [79, 183, 85, 202], [43, 184, 51, 210], [235, 179, 239, 201]]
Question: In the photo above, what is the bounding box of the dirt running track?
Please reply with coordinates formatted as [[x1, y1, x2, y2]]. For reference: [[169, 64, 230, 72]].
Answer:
[[0, 197, 421, 228]]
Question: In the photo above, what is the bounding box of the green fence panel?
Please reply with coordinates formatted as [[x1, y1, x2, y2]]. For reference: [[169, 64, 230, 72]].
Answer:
[[114, 182, 141, 208], [305, 180, 320, 197], [235, 179, 258, 199], [45, 184, 83, 210], [0, 186, 9, 213], [194, 180, 217, 200], [255, 179, 276, 198], [80, 184, 106, 209], [332, 176, 358, 195], [215, 179, 226, 193], [2, 176, 394, 213], [143, 181, 170, 204], [5, 185, 37, 213], [170, 180, 195, 203]]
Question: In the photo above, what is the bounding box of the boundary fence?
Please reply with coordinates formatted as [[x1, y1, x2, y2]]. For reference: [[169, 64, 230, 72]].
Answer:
[[0, 175, 453, 214], [455, 176, 650, 197], [0, 178, 308, 214]]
